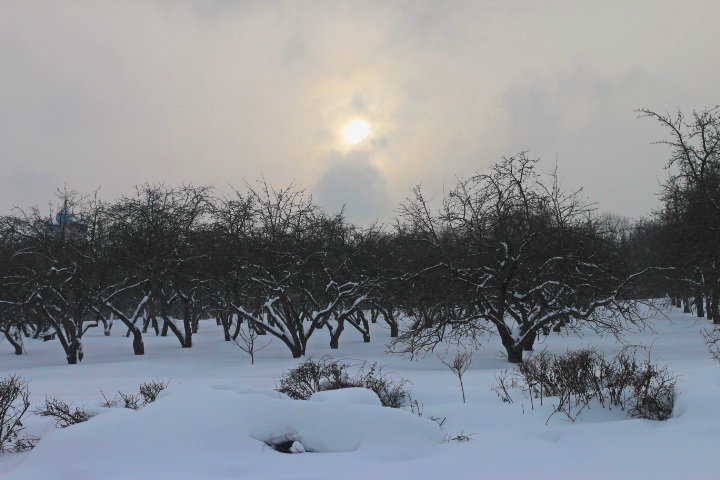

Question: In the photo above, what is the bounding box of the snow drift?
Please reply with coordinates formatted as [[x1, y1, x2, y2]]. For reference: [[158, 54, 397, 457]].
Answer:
[[5, 386, 442, 480]]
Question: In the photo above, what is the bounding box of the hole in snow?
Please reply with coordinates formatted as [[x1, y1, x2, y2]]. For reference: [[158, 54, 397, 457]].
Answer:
[[264, 438, 307, 454]]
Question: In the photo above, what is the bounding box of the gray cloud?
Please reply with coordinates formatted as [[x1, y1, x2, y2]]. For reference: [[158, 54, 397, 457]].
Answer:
[[315, 149, 392, 224], [1, 0, 718, 220]]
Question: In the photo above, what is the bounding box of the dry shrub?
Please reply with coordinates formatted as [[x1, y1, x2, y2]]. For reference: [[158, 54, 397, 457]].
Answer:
[[277, 356, 353, 400], [496, 347, 676, 422], [34, 397, 94, 428], [277, 356, 411, 408], [118, 391, 141, 410], [0, 374, 33, 452], [101, 380, 169, 410], [355, 362, 410, 408], [138, 380, 169, 404], [702, 328, 720, 364]]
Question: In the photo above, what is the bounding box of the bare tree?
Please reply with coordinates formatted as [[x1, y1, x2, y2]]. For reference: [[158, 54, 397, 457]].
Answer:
[[9, 190, 104, 364], [396, 154, 655, 363], [640, 107, 720, 319], [232, 322, 271, 364], [106, 185, 212, 349], [439, 351, 472, 403], [224, 182, 369, 357]]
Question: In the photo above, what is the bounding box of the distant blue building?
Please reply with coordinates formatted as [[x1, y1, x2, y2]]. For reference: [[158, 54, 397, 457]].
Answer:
[[45, 206, 88, 238]]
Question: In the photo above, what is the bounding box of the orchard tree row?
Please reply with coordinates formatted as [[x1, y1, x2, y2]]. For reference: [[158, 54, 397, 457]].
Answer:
[[1, 107, 718, 364]]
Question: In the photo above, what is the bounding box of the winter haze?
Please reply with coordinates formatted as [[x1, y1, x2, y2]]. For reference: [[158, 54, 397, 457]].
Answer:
[[1, 0, 719, 222]]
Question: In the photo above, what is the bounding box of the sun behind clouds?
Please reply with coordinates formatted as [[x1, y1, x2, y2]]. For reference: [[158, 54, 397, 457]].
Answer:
[[342, 119, 371, 145]]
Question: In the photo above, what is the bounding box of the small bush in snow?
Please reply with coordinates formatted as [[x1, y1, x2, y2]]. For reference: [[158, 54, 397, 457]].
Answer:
[[702, 328, 720, 365], [118, 391, 141, 410], [0, 374, 33, 452], [98, 389, 119, 408], [355, 362, 410, 408], [446, 432, 473, 442], [138, 380, 169, 404], [100, 380, 169, 409], [277, 357, 411, 408], [277, 357, 354, 400], [12, 435, 39, 452], [409, 399, 447, 427], [496, 347, 676, 422], [612, 350, 676, 421], [34, 397, 94, 428]]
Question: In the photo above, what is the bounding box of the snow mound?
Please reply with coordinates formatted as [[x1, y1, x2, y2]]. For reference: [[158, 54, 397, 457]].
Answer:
[[250, 388, 441, 452], [6, 386, 443, 480], [309, 387, 382, 406]]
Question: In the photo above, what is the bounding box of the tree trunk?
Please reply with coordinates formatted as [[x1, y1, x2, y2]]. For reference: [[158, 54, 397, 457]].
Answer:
[[507, 347, 523, 364], [162, 316, 189, 347], [389, 322, 398, 338], [705, 293, 713, 321], [347, 311, 371, 343], [379, 307, 399, 338], [182, 320, 193, 348], [130, 327, 144, 355], [4, 330, 23, 355], [522, 329, 536, 351], [220, 313, 231, 341], [231, 318, 242, 341], [421, 308, 434, 328], [713, 286, 720, 325], [360, 313, 370, 342], [102, 317, 112, 336], [329, 323, 343, 349], [66, 340, 82, 364], [500, 328, 523, 363], [329, 314, 345, 349], [146, 303, 160, 336], [695, 289, 705, 318], [683, 297, 691, 314]]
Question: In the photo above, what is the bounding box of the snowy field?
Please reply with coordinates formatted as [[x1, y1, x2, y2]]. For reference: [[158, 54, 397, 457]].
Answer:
[[1, 307, 719, 480]]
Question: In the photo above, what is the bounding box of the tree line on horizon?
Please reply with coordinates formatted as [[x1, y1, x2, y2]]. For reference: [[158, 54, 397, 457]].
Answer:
[[1, 107, 718, 365]]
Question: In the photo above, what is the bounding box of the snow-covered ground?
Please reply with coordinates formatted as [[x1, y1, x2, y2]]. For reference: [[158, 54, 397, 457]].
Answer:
[[1, 308, 719, 479]]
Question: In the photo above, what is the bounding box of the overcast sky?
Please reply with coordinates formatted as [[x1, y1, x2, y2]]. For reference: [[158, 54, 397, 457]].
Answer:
[[2, 0, 718, 223]]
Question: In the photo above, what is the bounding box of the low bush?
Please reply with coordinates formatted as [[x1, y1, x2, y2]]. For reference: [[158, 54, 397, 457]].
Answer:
[[34, 397, 94, 428], [277, 357, 411, 408], [702, 328, 720, 365], [495, 347, 676, 421], [100, 380, 169, 410], [277, 356, 354, 400], [355, 363, 410, 408], [0, 374, 33, 452], [138, 380, 169, 404], [118, 391, 141, 410]]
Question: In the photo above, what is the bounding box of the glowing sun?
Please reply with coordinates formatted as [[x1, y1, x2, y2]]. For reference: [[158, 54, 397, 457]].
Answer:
[[342, 119, 371, 145]]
